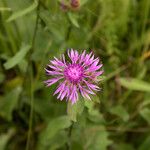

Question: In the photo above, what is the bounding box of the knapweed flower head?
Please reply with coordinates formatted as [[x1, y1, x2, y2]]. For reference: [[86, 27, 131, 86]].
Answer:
[[59, 0, 69, 11], [59, 0, 80, 11], [45, 49, 103, 104], [70, 0, 80, 9]]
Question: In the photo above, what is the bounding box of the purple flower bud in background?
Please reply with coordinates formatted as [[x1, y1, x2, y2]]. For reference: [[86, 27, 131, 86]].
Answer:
[[44, 49, 103, 104], [70, 0, 80, 9], [59, 0, 69, 11]]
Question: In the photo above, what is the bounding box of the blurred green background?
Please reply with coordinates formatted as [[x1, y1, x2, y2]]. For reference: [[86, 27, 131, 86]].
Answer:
[[0, 0, 150, 150]]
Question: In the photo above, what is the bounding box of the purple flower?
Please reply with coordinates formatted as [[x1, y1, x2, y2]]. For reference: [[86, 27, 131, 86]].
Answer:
[[59, 0, 69, 11], [70, 0, 80, 8], [45, 49, 103, 104]]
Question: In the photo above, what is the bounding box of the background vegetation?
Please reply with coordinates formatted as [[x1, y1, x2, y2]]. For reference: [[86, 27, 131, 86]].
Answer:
[[0, 0, 150, 150]]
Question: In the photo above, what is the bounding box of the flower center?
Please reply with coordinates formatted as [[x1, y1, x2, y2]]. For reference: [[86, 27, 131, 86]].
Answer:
[[64, 64, 83, 83]]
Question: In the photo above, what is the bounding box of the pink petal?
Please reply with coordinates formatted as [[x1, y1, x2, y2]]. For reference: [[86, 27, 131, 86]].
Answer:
[[44, 77, 63, 87]]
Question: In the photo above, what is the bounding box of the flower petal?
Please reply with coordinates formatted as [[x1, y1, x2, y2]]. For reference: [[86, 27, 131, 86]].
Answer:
[[44, 77, 63, 87]]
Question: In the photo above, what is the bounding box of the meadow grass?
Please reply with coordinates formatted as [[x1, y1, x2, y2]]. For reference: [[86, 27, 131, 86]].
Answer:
[[0, 0, 150, 150]]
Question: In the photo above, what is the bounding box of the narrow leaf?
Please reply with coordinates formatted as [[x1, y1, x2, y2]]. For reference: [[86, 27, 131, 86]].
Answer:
[[0, 129, 15, 150], [110, 105, 129, 122], [140, 108, 150, 124], [7, 0, 38, 22], [119, 78, 150, 92], [0, 7, 11, 11], [0, 87, 22, 121], [4, 44, 31, 70], [68, 12, 80, 28]]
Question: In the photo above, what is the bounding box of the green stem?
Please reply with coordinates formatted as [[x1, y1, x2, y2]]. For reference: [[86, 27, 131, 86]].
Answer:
[[66, 122, 74, 150], [25, 1, 40, 150], [25, 67, 34, 150]]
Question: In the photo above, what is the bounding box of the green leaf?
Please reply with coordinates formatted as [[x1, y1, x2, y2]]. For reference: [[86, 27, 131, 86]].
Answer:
[[0, 87, 22, 121], [85, 100, 100, 116], [138, 135, 150, 150], [85, 126, 112, 150], [38, 116, 71, 148], [0, 73, 5, 84], [0, 129, 15, 150], [80, 0, 89, 6], [141, 93, 150, 107], [140, 108, 150, 124], [7, 0, 38, 22], [85, 99, 103, 121], [47, 131, 68, 150], [68, 12, 80, 28], [67, 100, 84, 122], [110, 105, 129, 122], [31, 98, 64, 122], [94, 129, 112, 150], [40, 10, 67, 43], [4, 44, 31, 70], [0, 7, 11, 12], [38, 131, 68, 150], [115, 143, 135, 150], [119, 78, 150, 92]]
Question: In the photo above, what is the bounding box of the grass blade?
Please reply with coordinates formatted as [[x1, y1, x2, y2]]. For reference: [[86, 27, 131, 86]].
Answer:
[[7, 0, 38, 22], [4, 44, 31, 70], [119, 77, 150, 92]]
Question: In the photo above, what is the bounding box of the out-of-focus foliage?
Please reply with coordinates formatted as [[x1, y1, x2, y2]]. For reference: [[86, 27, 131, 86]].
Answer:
[[0, 0, 150, 150]]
